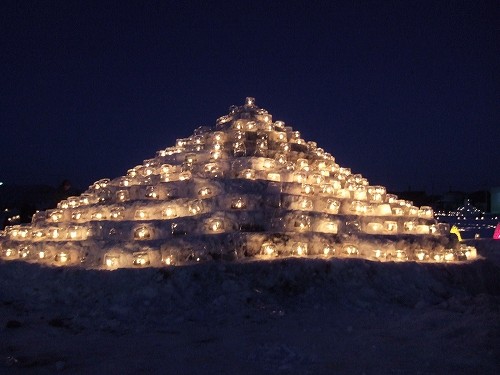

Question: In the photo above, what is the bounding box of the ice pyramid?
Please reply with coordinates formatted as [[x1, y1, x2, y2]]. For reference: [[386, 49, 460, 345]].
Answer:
[[0, 98, 476, 268]]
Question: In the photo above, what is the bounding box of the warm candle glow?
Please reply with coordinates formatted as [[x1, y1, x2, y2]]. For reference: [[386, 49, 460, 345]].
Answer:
[[134, 210, 148, 220], [416, 250, 427, 261], [207, 218, 224, 232], [68, 226, 81, 240], [198, 187, 212, 197], [302, 184, 314, 195], [134, 226, 151, 240], [145, 186, 159, 199], [299, 198, 313, 211], [179, 171, 192, 181], [49, 210, 64, 223], [49, 228, 60, 239], [323, 244, 334, 256], [343, 244, 359, 256], [294, 215, 310, 230], [163, 206, 178, 218], [292, 242, 307, 256], [55, 251, 69, 263], [116, 190, 129, 202], [326, 199, 340, 214], [189, 200, 203, 215], [105, 254, 120, 268], [110, 208, 124, 220], [261, 242, 276, 256], [384, 221, 398, 233], [162, 255, 173, 266], [133, 251, 150, 266], [231, 197, 247, 209], [91, 211, 105, 220], [241, 169, 255, 179], [0, 97, 477, 268]]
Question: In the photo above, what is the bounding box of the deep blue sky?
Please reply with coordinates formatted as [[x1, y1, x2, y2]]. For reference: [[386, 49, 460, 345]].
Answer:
[[1, 1, 498, 194]]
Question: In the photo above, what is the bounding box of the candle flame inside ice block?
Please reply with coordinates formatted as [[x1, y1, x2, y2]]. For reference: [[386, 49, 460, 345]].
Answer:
[[294, 215, 311, 230], [91, 211, 105, 220], [261, 242, 277, 256], [198, 187, 212, 197], [162, 255, 173, 266], [116, 190, 129, 202], [55, 251, 70, 263], [162, 206, 178, 218], [134, 226, 151, 240], [416, 249, 428, 261], [384, 221, 398, 234], [241, 169, 255, 180], [110, 207, 124, 220], [343, 244, 359, 256], [133, 251, 150, 266], [302, 184, 314, 195], [145, 186, 159, 199], [231, 197, 247, 209], [179, 171, 191, 181], [49, 228, 61, 239], [68, 226, 82, 240], [207, 218, 225, 233], [105, 254, 120, 268], [134, 210, 148, 220], [49, 210, 64, 223], [418, 206, 434, 219], [292, 242, 307, 256], [188, 200, 203, 215], [298, 198, 313, 211], [323, 244, 335, 256], [326, 199, 340, 214], [366, 222, 384, 234]]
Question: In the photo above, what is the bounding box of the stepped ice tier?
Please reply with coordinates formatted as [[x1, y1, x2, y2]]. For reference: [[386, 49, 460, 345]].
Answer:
[[0, 98, 476, 268]]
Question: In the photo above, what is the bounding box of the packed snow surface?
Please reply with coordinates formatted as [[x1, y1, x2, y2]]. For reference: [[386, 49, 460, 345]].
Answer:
[[1, 240, 499, 374]]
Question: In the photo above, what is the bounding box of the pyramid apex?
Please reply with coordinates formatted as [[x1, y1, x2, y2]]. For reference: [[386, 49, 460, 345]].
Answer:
[[244, 97, 256, 107], [218, 97, 270, 128]]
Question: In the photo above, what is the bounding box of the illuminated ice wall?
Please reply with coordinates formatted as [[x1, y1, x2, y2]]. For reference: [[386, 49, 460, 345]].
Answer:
[[0, 98, 476, 268]]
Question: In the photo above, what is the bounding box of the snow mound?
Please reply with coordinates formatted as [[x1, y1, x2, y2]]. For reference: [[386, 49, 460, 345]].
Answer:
[[1, 242, 499, 374]]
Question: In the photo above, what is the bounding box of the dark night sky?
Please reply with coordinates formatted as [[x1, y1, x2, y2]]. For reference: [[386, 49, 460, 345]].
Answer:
[[1, 1, 498, 194]]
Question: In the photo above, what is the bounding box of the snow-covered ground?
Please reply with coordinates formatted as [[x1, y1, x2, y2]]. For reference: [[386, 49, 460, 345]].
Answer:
[[1, 240, 499, 375]]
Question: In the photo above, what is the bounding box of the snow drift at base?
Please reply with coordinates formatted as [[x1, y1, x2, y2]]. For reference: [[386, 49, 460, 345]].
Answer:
[[1, 240, 499, 374]]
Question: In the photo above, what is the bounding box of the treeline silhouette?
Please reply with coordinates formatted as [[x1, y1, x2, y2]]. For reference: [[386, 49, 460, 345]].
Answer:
[[1, 180, 81, 228]]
